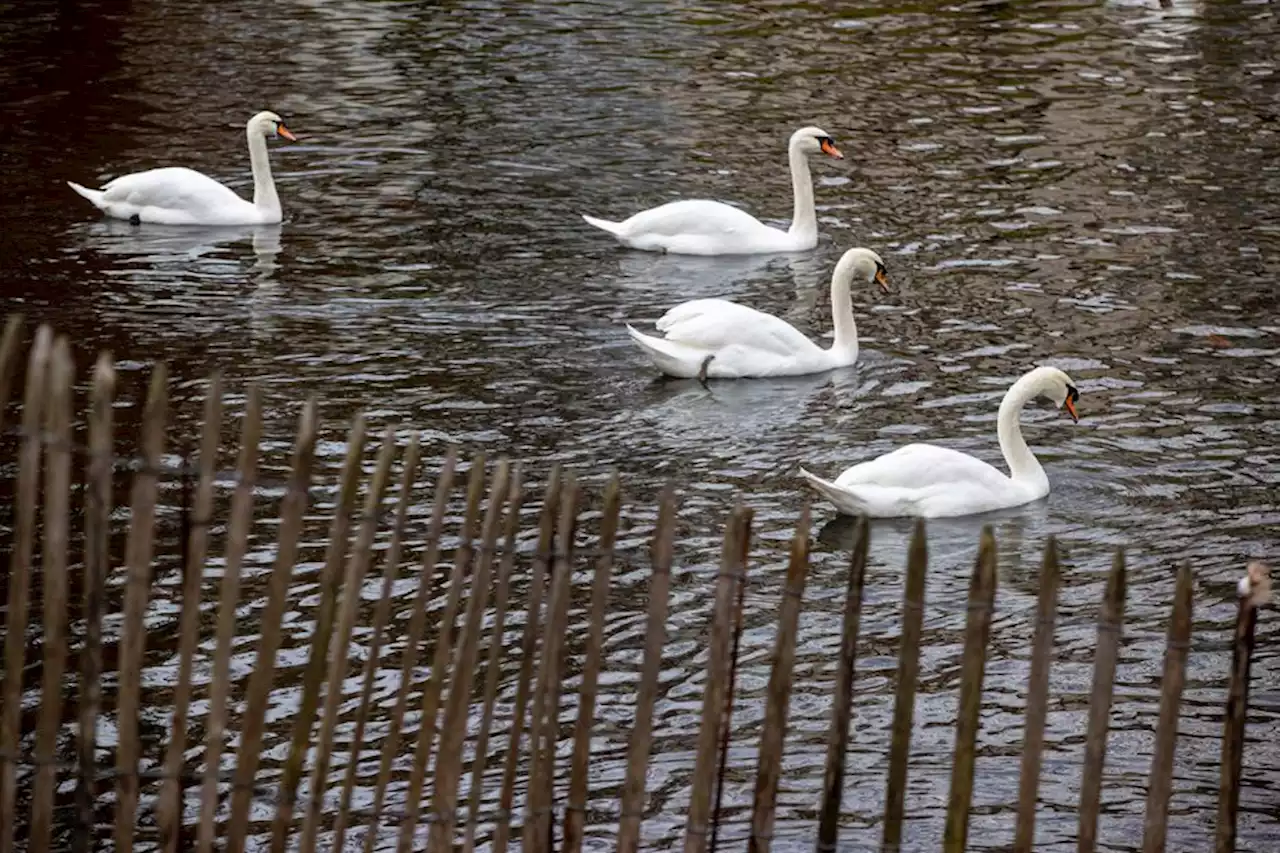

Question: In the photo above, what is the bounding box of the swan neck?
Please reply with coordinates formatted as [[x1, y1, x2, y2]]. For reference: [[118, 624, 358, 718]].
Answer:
[[829, 265, 858, 354], [786, 142, 817, 242], [996, 378, 1045, 484], [247, 128, 280, 216]]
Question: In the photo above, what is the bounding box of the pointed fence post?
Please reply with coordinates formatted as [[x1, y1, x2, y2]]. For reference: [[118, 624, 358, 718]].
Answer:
[[815, 516, 869, 853], [943, 527, 998, 852], [1077, 549, 1127, 853], [1013, 536, 1060, 853], [747, 504, 812, 853], [882, 519, 928, 853]]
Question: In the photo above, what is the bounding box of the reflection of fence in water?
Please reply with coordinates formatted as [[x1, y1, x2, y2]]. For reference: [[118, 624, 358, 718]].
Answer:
[[0, 315, 1268, 853]]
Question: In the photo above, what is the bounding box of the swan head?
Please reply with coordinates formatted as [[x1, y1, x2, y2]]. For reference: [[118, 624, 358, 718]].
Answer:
[[834, 247, 890, 294], [1026, 366, 1080, 422], [791, 126, 843, 160], [248, 110, 297, 142]]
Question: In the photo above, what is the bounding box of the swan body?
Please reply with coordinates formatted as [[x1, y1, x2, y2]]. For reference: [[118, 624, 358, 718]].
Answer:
[[627, 247, 889, 379], [800, 366, 1081, 518], [67, 111, 296, 226], [583, 126, 844, 255]]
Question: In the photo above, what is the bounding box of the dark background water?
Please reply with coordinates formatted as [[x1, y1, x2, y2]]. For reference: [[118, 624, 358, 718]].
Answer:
[[0, 0, 1277, 851]]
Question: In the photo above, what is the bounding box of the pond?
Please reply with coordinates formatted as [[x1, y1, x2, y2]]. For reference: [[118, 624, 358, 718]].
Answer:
[[0, 1, 1276, 851]]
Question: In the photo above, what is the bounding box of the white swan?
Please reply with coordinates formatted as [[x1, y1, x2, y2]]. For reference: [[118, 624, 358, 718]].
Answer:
[[626, 247, 888, 380], [582, 126, 845, 255], [67, 111, 296, 226], [800, 366, 1082, 518]]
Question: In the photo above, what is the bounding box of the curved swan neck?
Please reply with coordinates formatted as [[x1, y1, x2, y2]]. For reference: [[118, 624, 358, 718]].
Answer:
[[829, 264, 858, 355], [996, 375, 1047, 485], [247, 126, 280, 217], [786, 141, 817, 243]]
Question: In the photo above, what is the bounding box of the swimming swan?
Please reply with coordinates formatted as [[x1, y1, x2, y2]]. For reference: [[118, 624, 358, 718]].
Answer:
[[67, 111, 296, 226], [582, 126, 845, 255], [800, 366, 1082, 518], [626, 247, 889, 380]]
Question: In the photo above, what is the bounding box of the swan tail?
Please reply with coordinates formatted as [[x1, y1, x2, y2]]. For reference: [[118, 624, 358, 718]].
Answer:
[[800, 468, 932, 518], [67, 181, 107, 208], [582, 214, 625, 237], [626, 324, 705, 379], [799, 467, 876, 517]]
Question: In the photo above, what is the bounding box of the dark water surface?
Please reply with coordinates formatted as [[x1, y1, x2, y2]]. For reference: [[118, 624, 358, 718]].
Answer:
[[1, 0, 1278, 851]]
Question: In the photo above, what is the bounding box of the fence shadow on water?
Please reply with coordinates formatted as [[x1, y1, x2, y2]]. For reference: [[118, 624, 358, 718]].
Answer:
[[0, 316, 1270, 852]]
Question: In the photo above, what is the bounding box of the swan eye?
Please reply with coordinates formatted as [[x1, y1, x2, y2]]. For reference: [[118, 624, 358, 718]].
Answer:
[[1062, 385, 1080, 422], [873, 262, 890, 292]]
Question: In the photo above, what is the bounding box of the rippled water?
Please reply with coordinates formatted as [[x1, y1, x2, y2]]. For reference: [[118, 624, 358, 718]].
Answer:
[[1, 0, 1278, 851]]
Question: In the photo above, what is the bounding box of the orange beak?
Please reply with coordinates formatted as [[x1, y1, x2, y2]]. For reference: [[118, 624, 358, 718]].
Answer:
[[277, 124, 297, 142], [874, 268, 890, 293], [820, 138, 844, 160], [1064, 397, 1079, 423]]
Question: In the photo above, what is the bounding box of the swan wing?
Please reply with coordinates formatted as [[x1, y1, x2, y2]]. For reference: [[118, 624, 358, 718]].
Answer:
[[656, 299, 815, 357], [619, 200, 769, 238], [834, 444, 1012, 492], [101, 167, 247, 214]]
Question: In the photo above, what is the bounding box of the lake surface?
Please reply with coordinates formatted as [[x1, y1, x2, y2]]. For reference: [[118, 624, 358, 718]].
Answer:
[[1, 0, 1277, 851]]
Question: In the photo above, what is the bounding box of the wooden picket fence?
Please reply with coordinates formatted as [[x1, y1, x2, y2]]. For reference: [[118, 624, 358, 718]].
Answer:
[[0, 315, 1270, 852]]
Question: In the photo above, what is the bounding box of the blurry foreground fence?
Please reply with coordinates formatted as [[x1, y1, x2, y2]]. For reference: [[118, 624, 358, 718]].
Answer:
[[0, 316, 1271, 852]]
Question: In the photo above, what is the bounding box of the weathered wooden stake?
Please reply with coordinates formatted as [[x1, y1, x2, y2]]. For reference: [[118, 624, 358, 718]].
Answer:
[[75, 352, 115, 853], [295, 427, 399, 850], [882, 518, 928, 852], [1214, 567, 1263, 853], [748, 504, 811, 853], [561, 474, 622, 853], [491, 466, 562, 853], [943, 526, 998, 852], [711, 504, 754, 853], [1013, 536, 1060, 853], [1077, 549, 1127, 853], [361, 447, 458, 853], [395, 454, 488, 853], [114, 363, 169, 853], [332, 434, 423, 852], [197, 385, 263, 853], [462, 464, 526, 853], [523, 473, 582, 853], [0, 325, 50, 853], [270, 415, 371, 851], [0, 314, 24, 433], [615, 485, 678, 853], [297, 424, 400, 853], [427, 460, 513, 853], [816, 515, 869, 853], [28, 337, 74, 852], [225, 398, 319, 853], [158, 372, 224, 853], [687, 505, 752, 853], [1142, 565, 1193, 853]]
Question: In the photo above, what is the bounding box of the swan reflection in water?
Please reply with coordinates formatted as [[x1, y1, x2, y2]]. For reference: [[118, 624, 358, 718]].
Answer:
[[608, 245, 821, 301], [629, 366, 867, 453], [76, 219, 283, 278], [71, 220, 285, 344], [815, 498, 1056, 604]]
